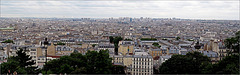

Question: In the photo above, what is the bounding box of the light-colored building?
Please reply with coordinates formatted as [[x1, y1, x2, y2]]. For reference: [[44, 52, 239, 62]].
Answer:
[[97, 43, 115, 54], [131, 55, 153, 75], [118, 41, 134, 55], [149, 48, 167, 58], [47, 43, 56, 56], [55, 45, 73, 55]]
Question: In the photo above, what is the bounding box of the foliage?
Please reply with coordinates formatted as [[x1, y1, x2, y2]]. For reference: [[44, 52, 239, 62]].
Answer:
[[78, 44, 82, 45], [56, 42, 65, 45], [224, 31, 240, 53], [43, 50, 125, 74], [92, 44, 97, 48], [110, 36, 123, 55], [176, 37, 180, 40], [109, 36, 114, 43], [158, 51, 211, 74], [158, 51, 240, 74], [0, 48, 38, 74], [111, 65, 125, 74], [1, 39, 14, 43], [203, 54, 240, 74], [140, 38, 157, 41], [152, 42, 161, 48], [124, 39, 133, 41]]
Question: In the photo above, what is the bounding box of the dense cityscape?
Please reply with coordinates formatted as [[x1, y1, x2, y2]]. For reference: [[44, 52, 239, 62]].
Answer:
[[0, 17, 239, 74]]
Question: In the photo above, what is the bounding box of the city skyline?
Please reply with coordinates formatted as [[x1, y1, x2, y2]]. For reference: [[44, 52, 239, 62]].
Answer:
[[1, 0, 239, 20]]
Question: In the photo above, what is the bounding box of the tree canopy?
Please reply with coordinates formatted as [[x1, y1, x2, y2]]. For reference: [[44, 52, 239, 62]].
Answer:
[[42, 50, 125, 74], [1, 39, 14, 43], [109, 36, 123, 55], [224, 31, 240, 53], [124, 39, 133, 41], [109, 36, 114, 43], [158, 51, 211, 74], [92, 44, 97, 48], [1, 48, 39, 74], [56, 42, 65, 45], [203, 54, 240, 74], [176, 37, 180, 40], [152, 42, 161, 48]]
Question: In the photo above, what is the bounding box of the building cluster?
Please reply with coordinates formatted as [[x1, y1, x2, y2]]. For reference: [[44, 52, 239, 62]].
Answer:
[[0, 17, 239, 74]]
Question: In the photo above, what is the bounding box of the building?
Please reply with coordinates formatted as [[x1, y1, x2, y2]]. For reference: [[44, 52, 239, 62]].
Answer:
[[149, 48, 167, 58], [118, 41, 134, 55], [97, 43, 115, 54], [200, 50, 219, 64], [55, 45, 73, 55], [0, 27, 15, 32], [131, 55, 153, 75]]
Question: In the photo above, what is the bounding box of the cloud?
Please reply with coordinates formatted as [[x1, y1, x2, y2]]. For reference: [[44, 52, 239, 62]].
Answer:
[[1, 1, 239, 20]]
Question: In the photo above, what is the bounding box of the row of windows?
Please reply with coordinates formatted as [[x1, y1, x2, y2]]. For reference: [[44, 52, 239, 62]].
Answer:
[[132, 73, 152, 75], [99, 46, 114, 48], [132, 65, 152, 68], [31, 49, 36, 51], [133, 58, 152, 61], [132, 69, 152, 72], [133, 62, 152, 65]]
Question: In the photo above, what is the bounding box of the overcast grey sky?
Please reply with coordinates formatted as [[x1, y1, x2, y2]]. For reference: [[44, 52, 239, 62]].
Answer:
[[1, 0, 239, 20]]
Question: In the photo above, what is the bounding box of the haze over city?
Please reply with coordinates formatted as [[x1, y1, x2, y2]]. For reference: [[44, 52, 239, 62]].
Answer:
[[1, 0, 239, 20]]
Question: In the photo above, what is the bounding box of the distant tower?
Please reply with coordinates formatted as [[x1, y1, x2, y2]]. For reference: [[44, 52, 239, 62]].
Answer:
[[32, 23, 36, 27], [14, 24, 18, 30], [130, 18, 133, 22]]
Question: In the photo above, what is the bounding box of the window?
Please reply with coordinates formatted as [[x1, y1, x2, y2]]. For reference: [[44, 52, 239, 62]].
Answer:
[[31, 49, 36, 51]]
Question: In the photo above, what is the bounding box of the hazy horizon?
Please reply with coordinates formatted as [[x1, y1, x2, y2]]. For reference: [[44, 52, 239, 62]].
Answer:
[[1, 0, 239, 20]]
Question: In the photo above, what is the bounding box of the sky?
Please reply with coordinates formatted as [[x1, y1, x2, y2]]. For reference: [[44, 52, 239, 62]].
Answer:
[[1, 0, 239, 20]]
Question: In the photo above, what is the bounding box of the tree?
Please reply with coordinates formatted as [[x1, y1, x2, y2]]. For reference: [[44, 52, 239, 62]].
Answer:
[[203, 54, 239, 74], [111, 65, 125, 74], [56, 42, 65, 45], [14, 49, 35, 67], [85, 50, 112, 74], [92, 44, 97, 48], [1, 59, 20, 74], [152, 42, 159, 46], [112, 36, 123, 55], [152, 42, 161, 48], [224, 31, 240, 54], [42, 50, 125, 74], [1, 39, 14, 43], [43, 53, 86, 74], [0, 48, 38, 74], [176, 37, 180, 40], [158, 51, 211, 74], [109, 36, 114, 43], [124, 39, 132, 41]]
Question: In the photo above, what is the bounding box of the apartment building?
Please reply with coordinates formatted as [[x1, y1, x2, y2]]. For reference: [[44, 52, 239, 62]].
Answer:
[[131, 55, 153, 75]]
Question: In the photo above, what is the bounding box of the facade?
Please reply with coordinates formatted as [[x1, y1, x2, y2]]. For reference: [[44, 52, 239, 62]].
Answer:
[[47, 43, 56, 56], [118, 41, 134, 55], [97, 43, 115, 54], [55, 45, 73, 55], [0, 27, 15, 32], [131, 55, 153, 75], [149, 48, 168, 58]]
